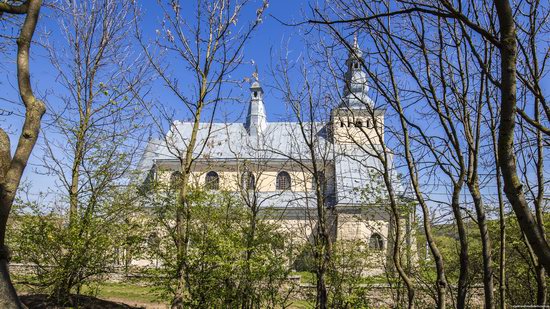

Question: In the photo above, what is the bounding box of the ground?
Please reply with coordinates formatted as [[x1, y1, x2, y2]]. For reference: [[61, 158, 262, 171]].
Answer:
[[15, 277, 316, 308], [17, 282, 165, 309]]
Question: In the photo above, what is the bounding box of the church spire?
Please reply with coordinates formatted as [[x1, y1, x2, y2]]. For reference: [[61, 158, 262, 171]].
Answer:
[[245, 77, 267, 136], [352, 33, 361, 55], [341, 35, 372, 109]]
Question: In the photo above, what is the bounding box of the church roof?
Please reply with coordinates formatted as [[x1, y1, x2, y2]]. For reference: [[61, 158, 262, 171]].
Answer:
[[137, 120, 333, 174]]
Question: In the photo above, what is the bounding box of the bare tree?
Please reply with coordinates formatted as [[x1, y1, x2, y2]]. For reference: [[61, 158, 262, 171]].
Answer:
[[35, 0, 149, 304], [486, 75, 508, 309], [355, 27, 449, 308], [306, 0, 550, 280], [514, 0, 550, 305], [0, 0, 44, 307], [268, 52, 335, 308], [134, 0, 268, 306], [323, 38, 419, 308], [516, 90, 548, 305]]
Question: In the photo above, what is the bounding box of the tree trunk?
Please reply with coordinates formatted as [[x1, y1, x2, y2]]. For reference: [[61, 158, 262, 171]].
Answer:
[[383, 171, 415, 309], [314, 173, 330, 309], [451, 180, 469, 309], [0, 0, 44, 307], [535, 264, 547, 306], [467, 180, 494, 309], [533, 88, 547, 307], [494, 0, 550, 274], [490, 104, 506, 309], [396, 105, 447, 309], [172, 83, 207, 308], [0, 259, 22, 309]]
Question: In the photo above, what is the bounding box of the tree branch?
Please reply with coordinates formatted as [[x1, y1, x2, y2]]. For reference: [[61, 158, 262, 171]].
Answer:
[[0, 1, 29, 14]]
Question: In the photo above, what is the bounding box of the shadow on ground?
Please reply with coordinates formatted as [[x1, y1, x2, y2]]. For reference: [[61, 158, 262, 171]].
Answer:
[[21, 294, 144, 309]]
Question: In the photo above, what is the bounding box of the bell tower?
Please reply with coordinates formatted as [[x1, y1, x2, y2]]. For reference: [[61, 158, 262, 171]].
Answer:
[[331, 35, 383, 145], [331, 35, 387, 207], [343, 35, 370, 100]]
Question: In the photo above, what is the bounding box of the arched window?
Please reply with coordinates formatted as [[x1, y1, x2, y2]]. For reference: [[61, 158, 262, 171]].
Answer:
[[147, 232, 160, 248], [242, 171, 255, 191], [205, 171, 219, 190], [355, 120, 363, 127], [170, 171, 182, 189], [276, 171, 291, 190], [369, 233, 384, 251]]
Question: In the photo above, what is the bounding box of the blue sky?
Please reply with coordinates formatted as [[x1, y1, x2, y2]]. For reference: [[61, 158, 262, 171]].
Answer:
[[1, 0, 320, 197], [1, 0, 547, 212], [136, 0, 315, 122]]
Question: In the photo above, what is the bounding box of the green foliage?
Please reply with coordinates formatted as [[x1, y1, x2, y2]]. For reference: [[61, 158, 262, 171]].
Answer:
[[489, 215, 550, 306], [8, 188, 144, 304], [415, 214, 550, 307], [327, 240, 373, 308], [140, 185, 293, 308]]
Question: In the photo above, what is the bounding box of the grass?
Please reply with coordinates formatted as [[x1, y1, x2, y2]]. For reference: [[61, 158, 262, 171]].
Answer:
[[84, 281, 163, 304], [14, 277, 166, 307], [93, 283, 314, 308], [15, 275, 387, 308], [291, 271, 316, 284], [15, 280, 315, 307], [287, 299, 315, 308]]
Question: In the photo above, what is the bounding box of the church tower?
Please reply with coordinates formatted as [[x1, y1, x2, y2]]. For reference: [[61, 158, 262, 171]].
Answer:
[[245, 80, 267, 137], [342, 35, 372, 108], [331, 36, 384, 145], [331, 36, 386, 206]]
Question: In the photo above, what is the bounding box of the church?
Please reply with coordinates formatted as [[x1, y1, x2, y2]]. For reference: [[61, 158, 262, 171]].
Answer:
[[137, 40, 416, 274]]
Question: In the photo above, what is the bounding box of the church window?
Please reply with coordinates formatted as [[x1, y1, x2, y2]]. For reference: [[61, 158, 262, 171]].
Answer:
[[340, 121, 345, 127], [276, 171, 291, 190], [354, 62, 359, 69], [369, 233, 384, 250], [170, 171, 182, 189], [253, 91, 258, 98], [242, 171, 255, 191], [355, 120, 363, 127], [147, 232, 160, 248], [205, 171, 219, 190]]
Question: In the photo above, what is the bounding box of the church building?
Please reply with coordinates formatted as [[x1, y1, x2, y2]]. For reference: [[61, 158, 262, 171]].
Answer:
[[137, 40, 415, 274]]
